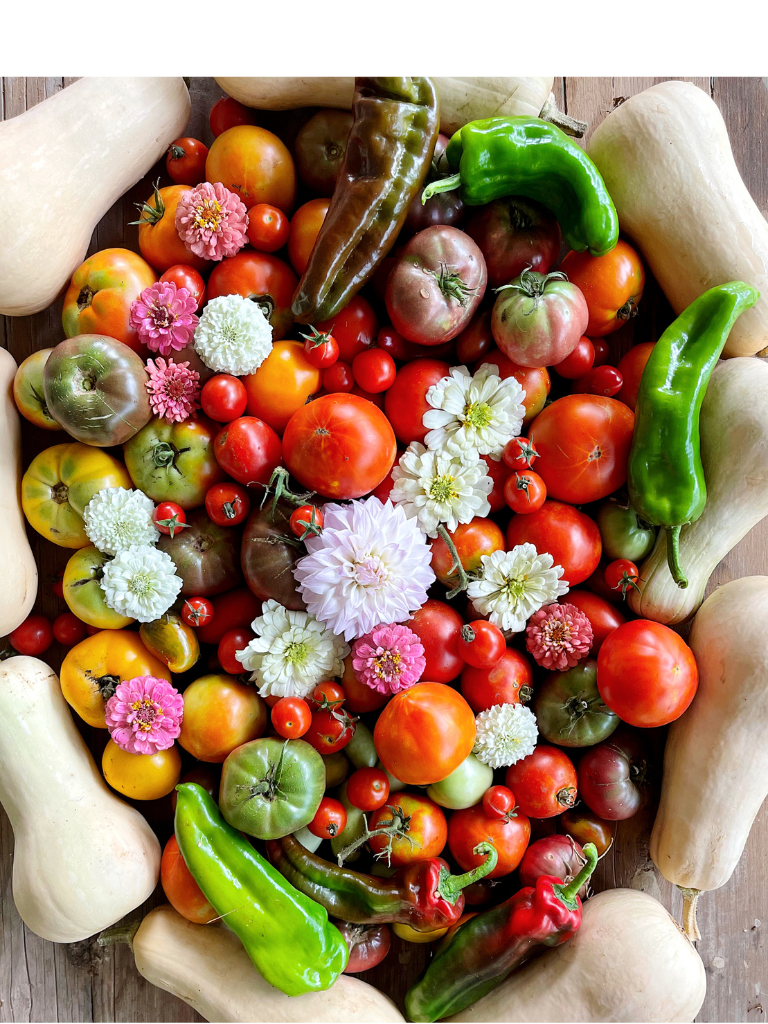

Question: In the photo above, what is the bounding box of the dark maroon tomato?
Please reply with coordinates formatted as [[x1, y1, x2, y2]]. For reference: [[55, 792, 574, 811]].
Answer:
[[294, 109, 354, 197], [386, 226, 487, 346], [213, 416, 282, 488], [337, 921, 392, 974], [592, 338, 610, 367], [465, 197, 562, 289], [455, 308, 495, 365], [241, 499, 306, 611], [408, 599, 465, 683], [377, 326, 456, 364], [577, 727, 648, 821], [519, 835, 588, 895], [403, 135, 464, 235], [158, 508, 242, 596], [573, 365, 624, 398]]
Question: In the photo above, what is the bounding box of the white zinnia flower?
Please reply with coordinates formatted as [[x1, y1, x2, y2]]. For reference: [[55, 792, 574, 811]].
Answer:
[[194, 294, 272, 375], [474, 704, 539, 768], [83, 487, 159, 555], [423, 363, 526, 459], [390, 443, 492, 539], [467, 544, 569, 632], [293, 498, 435, 642], [235, 599, 350, 699], [100, 544, 182, 623]]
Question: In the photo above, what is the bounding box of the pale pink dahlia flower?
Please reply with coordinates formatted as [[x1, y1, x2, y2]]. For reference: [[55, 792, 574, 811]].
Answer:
[[175, 181, 248, 261], [129, 281, 199, 356], [145, 357, 201, 423], [104, 676, 184, 755], [352, 623, 426, 694], [525, 602, 593, 671]]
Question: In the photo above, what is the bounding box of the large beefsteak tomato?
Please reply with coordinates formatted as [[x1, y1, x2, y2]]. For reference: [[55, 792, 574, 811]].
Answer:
[[506, 500, 601, 587]]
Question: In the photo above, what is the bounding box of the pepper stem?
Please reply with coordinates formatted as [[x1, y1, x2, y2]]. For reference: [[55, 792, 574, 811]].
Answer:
[[665, 526, 688, 589], [435, 841, 498, 904], [436, 524, 470, 599], [678, 886, 701, 942], [422, 173, 461, 204], [552, 842, 598, 910]]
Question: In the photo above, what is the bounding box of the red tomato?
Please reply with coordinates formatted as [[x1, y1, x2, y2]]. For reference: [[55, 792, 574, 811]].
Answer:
[[448, 804, 530, 878], [572, 365, 623, 398], [504, 470, 547, 513], [9, 614, 53, 656], [153, 502, 188, 538], [341, 655, 389, 713], [505, 746, 578, 818], [552, 337, 595, 379], [213, 416, 282, 488], [407, 599, 465, 683], [482, 785, 517, 821], [205, 482, 251, 527], [430, 517, 505, 588], [52, 612, 87, 647], [477, 350, 551, 425], [217, 628, 254, 675], [160, 265, 206, 310], [161, 835, 217, 924], [528, 395, 635, 505], [166, 137, 209, 185], [308, 681, 345, 711], [457, 620, 506, 669], [347, 768, 390, 812], [616, 342, 656, 412], [339, 922, 391, 974], [282, 393, 396, 500], [350, 385, 385, 410], [289, 504, 324, 539], [51, 572, 64, 599], [246, 203, 290, 253], [181, 597, 214, 628], [592, 338, 610, 367], [384, 359, 450, 445], [271, 696, 312, 739], [376, 326, 412, 361], [604, 559, 641, 599], [209, 96, 256, 137], [352, 349, 396, 394], [565, 590, 626, 653], [323, 361, 354, 393], [502, 436, 539, 471], [308, 796, 347, 839], [196, 587, 261, 645], [316, 296, 378, 364], [506, 501, 602, 587], [305, 707, 356, 754], [301, 328, 339, 370], [461, 648, 533, 713], [597, 620, 699, 727], [368, 792, 447, 866], [201, 374, 248, 423], [206, 251, 298, 340], [559, 240, 645, 337], [480, 454, 512, 514], [288, 198, 329, 275]]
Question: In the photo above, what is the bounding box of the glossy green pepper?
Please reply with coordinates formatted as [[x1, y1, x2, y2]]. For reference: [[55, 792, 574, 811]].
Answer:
[[532, 660, 619, 748], [174, 783, 348, 994], [423, 118, 618, 257], [628, 281, 760, 588]]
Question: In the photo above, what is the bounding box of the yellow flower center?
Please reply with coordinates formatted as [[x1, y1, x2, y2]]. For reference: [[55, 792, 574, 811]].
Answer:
[[194, 198, 223, 232]]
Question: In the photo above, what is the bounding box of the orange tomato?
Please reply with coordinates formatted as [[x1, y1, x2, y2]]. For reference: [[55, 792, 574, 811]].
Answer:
[[374, 683, 476, 786], [178, 673, 267, 763], [205, 125, 297, 212], [136, 184, 209, 274], [429, 517, 505, 587], [368, 791, 447, 866], [206, 251, 298, 341], [559, 240, 645, 337], [62, 248, 157, 354], [242, 340, 321, 434], [341, 654, 389, 713], [102, 740, 181, 800], [161, 835, 218, 924], [288, 199, 330, 275], [478, 350, 551, 424], [616, 341, 656, 411]]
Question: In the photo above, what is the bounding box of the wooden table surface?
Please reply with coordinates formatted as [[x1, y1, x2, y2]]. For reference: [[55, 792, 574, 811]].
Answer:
[[1, 76, 766, 1023]]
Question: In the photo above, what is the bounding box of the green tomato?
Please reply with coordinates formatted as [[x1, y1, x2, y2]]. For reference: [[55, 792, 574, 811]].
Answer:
[[63, 545, 134, 628], [427, 753, 493, 810], [377, 761, 406, 793], [219, 737, 325, 840], [345, 721, 378, 769], [532, 660, 619, 748], [323, 751, 350, 789], [330, 781, 366, 863], [596, 500, 657, 562]]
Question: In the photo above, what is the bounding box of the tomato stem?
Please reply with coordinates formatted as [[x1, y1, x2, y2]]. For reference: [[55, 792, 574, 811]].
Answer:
[[336, 804, 418, 868], [436, 524, 471, 599], [260, 467, 316, 520]]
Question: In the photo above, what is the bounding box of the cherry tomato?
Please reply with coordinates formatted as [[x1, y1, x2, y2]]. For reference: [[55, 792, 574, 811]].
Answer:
[[430, 517, 505, 588], [322, 361, 354, 393], [604, 558, 641, 599], [271, 696, 312, 739], [308, 681, 346, 711], [316, 296, 378, 364], [407, 599, 465, 683], [565, 590, 626, 654], [352, 349, 396, 394], [448, 803, 530, 878], [376, 326, 412, 361], [505, 746, 578, 818], [482, 785, 517, 821], [481, 454, 512, 513], [341, 655, 389, 713], [461, 648, 533, 713], [209, 96, 256, 137], [502, 436, 539, 471], [289, 504, 324, 539], [308, 797, 347, 840], [160, 265, 206, 310], [51, 571, 64, 599], [552, 336, 595, 379], [205, 482, 251, 527], [246, 203, 290, 253], [288, 198, 329, 275], [213, 416, 282, 488], [457, 620, 506, 669], [305, 707, 356, 755], [347, 767, 390, 812], [166, 137, 209, 185], [477, 350, 551, 424], [616, 342, 656, 412], [592, 338, 610, 367], [196, 587, 261, 645], [52, 612, 87, 648], [201, 374, 248, 423], [9, 614, 53, 656], [503, 470, 547, 513], [217, 627, 254, 675], [161, 835, 217, 925], [338, 922, 391, 974], [597, 619, 699, 728], [559, 240, 645, 337], [506, 501, 602, 587], [368, 792, 447, 866], [455, 308, 495, 364], [301, 328, 339, 370], [573, 365, 624, 398], [153, 502, 188, 539], [182, 597, 214, 628], [384, 359, 450, 445], [206, 251, 298, 340]]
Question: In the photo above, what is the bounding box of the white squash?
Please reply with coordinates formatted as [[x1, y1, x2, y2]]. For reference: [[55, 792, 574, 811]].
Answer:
[[650, 576, 768, 940], [0, 348, 37, 636], [0, 656, 160, 942], [133, 904, 404, 1023], [630, 357, 768, 624], [0, 77, 190, 316], [588, 80, 768, 357], [449, 889, 706, 1023]]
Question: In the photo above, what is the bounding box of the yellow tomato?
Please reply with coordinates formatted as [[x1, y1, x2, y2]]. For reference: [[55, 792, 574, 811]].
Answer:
[[21, 442, 131, 548], [60, 630, 172, 729], [242, 341, 321, 434], [205, 125, 296, 212], [392, 922, 449, 943], [63, 546, 135, 629], [288, 198, 330, 275], [140, 614, 200, 673], [179, 674, 267, 763], [102, 740, 181, 800], [13, 349, 60, 430]]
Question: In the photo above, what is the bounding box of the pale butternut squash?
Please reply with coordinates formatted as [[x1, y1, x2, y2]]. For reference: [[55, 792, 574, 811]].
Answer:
[[0, 348, 37, 636], [450, 889, 705, 1023], [0, 656, 161, 942], [630, 358, 768, 624], [650, 576, 768, 940], [0, 77, 190, 316], [133, 904, 404, 1023], [588, 80, 768, 357]]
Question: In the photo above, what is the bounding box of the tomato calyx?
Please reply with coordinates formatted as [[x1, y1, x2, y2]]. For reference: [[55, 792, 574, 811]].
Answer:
[[259, 466, 317, 520], [130, 180, 165, 226], [169, 143, 186, 161], [246, 292, 275, 321], [151, 440, 191, 470], [556, 785, 578, 809], [431, 262, 478, 308], [301, 326, 335, 350], [336, 803, 418, 867], [154, 512, 190, 538], [240, 740, 288, 803], [519, 684, 533, 703], [87, 671, 121, 701], [563, 691, 612, 728], [617, 297, 639, 321], [495, 265, 569, 309], [290, 504, 324, 541]]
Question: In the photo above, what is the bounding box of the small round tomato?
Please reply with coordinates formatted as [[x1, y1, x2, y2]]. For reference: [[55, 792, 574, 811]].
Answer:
[[160, 265, 206, 310], [552, 337, 595, 379], [461, 648, 533, 713], [341, 655, 389, 713], [323, 361, 354, 393], [294, 108, 354, 196], [196, 587, 260, 645], [566, 590, 626, 653], [352, 349, 396, 394], [213, 416, 283, 488], [338, 922, 391, 974], [181, 597, 214, 628], [308, 681, 346, 711], [384, 358, 451, 445], [597, 619, 699, 728], [596, 500, 657, 563], [288, 198, 330, 275], [375, 325, 412, 361], [209, 96, 256, 136], [604, 558, 641, 599], [206, 124, 296, 212], [179, 673, 267, 762], [480, 454, 512, 513], [506, 501, 602, 587], [308, 796, 347, 839], [347, 767, 390, 812], [102, 740, 182, 801], [482, 785, 516, 821], [166, 137, 209, 185], [573, 365, 623, 398], [9, 614, 53, 656], [305, 707, 356, 755], [457, 621, 506, 669], [217, 627, 254, 675], [592, 338, 610, 367], [559, 240, 645, 337], [505, 746, 578, 818], [519, 835, 587, 893], [52, 612, 87, 648], [247, 203, 290, 253], [368, 792, 447, 866], [430, 517, 505, 589], [161, 835, 217, 925], [205, 482, 251, 527], [153, 501, 188, 539], [51, 571, 64, 599], [206, 251, 298, 339], [243, 340, 321, 434], [316, 296, 378, 364], [504, 470, 547, 513], [271, 696, 312, 739], [289, 504, 324, 539], [407, 599, 465, 683], [616, 342, 656, 412], [502, 436, 539, 471], [301, 327, 339, 369], [201, 374, 248, 422], [477, 350, 551, 425], [455, 308, 495, 364], [448, 803, 530, 878]]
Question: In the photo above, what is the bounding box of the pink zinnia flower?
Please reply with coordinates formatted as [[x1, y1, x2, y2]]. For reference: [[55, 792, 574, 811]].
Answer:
[[105, 676, 184, 755], [145, 358, 201, 423], [352, 623, 426, 695], [129, 281, 198, 356], [525, 602, 593, 671], [175, 181, 248, 261]]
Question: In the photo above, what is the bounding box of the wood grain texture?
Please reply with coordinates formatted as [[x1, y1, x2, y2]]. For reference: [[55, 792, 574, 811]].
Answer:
[[1, 76, 766, 1023]]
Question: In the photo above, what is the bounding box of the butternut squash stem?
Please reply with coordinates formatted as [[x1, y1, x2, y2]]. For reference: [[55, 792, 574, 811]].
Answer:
[[665, 525, 689, 589], [97, 920, 140, 949], [678, 887, 701, 942], [539, 94, 588, 138]]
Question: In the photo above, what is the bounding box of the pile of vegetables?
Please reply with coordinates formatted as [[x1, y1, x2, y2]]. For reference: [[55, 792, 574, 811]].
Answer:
[[1, 72, 767, 1024]]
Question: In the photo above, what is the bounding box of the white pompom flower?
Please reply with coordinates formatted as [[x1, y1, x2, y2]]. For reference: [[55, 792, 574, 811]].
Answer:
[[467, 544, 569, 633], [100, 545, 183, 623], [194, 294, 272, 375], [83, 487, 159, 556], [473, 704, 539, 768]]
